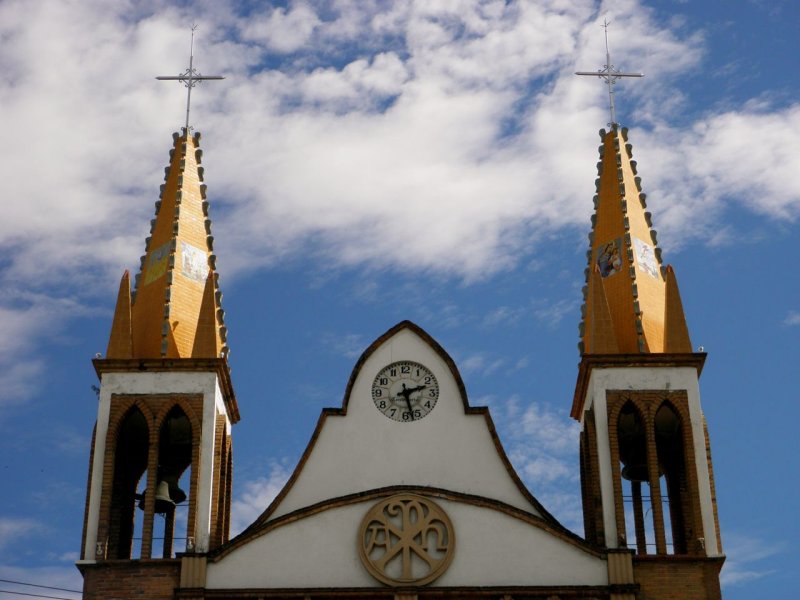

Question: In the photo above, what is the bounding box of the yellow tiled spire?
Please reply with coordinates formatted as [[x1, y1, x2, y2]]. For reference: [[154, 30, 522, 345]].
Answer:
[[579, 126, 691, 354], [105, 131, 228, 359]]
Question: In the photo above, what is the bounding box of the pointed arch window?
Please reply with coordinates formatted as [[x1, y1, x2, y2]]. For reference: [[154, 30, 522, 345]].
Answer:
[[155, 406, 193, 558], [617, 402, 655, 554], [655, 402, 689, 554], [108, 407, 149, 559]]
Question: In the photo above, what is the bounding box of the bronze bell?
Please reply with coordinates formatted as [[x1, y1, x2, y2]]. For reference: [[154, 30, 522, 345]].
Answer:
[[136, 480, 187, 513], [621, 462, 650, 482]]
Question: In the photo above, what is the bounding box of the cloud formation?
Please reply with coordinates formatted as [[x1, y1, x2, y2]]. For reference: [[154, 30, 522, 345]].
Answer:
[[481, 394, 581, 530], [720, 532, 787, 587], [3, 0, 795, 285], [1, 0, 798, 400], [230, 462, 291, 535], [0, 517, 43, 552]]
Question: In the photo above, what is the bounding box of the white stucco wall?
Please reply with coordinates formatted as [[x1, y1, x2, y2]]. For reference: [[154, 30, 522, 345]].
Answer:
[[207, 498, 607, 588], [82, 370, 226, 560], [583, 366, 719, 556], [268, 328, 541, 520]]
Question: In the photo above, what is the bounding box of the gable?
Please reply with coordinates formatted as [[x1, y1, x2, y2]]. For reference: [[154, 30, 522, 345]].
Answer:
[[257, 321, 548, 522]]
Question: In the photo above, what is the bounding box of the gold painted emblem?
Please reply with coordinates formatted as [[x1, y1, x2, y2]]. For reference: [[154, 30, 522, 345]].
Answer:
[[358, 494, 455, 586]]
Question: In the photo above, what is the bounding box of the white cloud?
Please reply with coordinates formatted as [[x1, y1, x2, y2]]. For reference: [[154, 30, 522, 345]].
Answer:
[[240, 3, 321, 53], [783, 311, 800, 326], [0, 360, 45, 406], [321, 331, 367, 359], [533, 298, 577, 328], [483, 305, 526, 327], [0, 294, 99, 406], [634, 104, 800, 248], [460, 353, 506, 376], [0, 518, 43, 551], [486, 395, 581, 530], [230, 462, 291, 535], [520, 454, 573, 483], [539, 490, 584, 532], [720, 532, 786, 587], [1, 0, 796, 292]]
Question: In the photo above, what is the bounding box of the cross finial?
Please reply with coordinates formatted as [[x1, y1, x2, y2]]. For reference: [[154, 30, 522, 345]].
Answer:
[[156, 25, 224, 137], [575, 19, 643, 127]]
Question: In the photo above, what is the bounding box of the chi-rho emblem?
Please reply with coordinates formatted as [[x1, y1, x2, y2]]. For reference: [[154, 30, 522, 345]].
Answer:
[[358, 494, 455, 586]]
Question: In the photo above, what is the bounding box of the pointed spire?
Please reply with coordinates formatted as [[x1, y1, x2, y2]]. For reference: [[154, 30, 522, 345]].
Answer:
[[579, 126, 690, 354], [106, 270, 133, 358], [663, 265, 693, 353], [123, 130, 228, 359]]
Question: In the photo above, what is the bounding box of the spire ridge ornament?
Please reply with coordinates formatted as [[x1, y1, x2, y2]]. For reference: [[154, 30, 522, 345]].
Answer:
[[156, 25, 224, 136], [575, 19, 643, 127]]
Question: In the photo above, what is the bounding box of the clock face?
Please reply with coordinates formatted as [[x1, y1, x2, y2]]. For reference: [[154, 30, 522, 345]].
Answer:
[[372, 361, 439, 422]]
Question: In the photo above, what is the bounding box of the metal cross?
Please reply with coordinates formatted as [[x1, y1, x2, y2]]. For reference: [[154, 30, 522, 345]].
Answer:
[[575, 19, 643, 127], [156, 25, 224, 136]]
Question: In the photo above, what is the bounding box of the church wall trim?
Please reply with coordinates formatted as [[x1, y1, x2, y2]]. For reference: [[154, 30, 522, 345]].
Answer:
[[212, 484, 604, 562], [176, 585, 626, 600]]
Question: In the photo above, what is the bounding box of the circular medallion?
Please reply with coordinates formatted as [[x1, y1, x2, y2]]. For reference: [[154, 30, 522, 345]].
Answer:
[[358, 494, 455, 586], [371, 361, 439, 422]]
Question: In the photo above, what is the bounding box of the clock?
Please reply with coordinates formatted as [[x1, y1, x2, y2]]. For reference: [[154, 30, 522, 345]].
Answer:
[[372, 361, 439, 422]]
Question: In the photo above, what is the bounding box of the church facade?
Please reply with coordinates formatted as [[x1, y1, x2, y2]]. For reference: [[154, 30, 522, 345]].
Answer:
[[76, 124, 725, 600]]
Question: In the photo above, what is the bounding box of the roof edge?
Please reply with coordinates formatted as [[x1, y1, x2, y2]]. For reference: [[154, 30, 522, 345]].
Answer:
[[571, 352, 707, 419]]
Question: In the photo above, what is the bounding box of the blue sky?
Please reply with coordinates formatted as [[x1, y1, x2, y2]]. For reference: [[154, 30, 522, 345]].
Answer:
[[0, 0, 798, 598]]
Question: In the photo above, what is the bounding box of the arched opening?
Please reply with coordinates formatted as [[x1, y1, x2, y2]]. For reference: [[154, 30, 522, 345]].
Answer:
[[155, 407, 192, 558], [108, 408, 149, 559], [655, 403, 689, 554], [617, 402, 654, 554]]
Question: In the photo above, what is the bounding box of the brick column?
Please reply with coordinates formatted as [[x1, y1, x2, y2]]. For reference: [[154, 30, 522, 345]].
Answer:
[[186, 431, 201, 552], [631, 481, 647, 555], [141, 428, 160, 558], [162, 507, 175, 558], [645, 418, 667, 554]]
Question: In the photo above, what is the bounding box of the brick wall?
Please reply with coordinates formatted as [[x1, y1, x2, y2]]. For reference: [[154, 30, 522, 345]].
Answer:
[[80, 559, 181, 600], [633, 556, 723, 600]]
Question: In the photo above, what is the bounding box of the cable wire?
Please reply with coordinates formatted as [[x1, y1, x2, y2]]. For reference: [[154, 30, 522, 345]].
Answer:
[[0, 580, 81, 594], [0, 588, 80, 600]]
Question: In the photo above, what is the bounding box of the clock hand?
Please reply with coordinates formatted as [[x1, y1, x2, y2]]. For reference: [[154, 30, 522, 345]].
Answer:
[[404, 396, 414, 420], [397, 383, 415, 420]]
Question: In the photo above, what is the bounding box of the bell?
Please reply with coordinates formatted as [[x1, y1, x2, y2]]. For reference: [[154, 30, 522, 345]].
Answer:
[[166, 480, 187, 505], [621, 462, 650, 482], [154, 480, 175, 514], [136, 480, 187, 513]]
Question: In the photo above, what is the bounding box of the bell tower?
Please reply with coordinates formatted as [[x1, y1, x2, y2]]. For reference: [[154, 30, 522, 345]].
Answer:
[[80, 129, 239, 571], [573, 126, 724, 598]]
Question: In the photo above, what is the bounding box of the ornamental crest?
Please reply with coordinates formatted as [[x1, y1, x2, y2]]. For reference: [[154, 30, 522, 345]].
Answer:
[[358, 494, 455, 586]]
